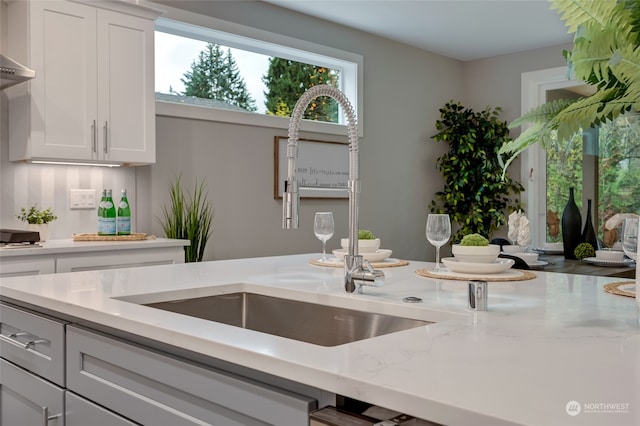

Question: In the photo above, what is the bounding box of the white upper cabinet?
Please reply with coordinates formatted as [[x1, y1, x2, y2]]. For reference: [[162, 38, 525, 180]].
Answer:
[[7, 0, 161, 165]]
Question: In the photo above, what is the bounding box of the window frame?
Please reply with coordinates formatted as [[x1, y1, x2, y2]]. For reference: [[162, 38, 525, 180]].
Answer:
[[519, 67, 591, 248], [152, 3, 364, 137]]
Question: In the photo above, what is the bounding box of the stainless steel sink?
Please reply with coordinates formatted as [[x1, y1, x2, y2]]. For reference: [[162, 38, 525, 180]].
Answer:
[[145, 292, 432, 346]]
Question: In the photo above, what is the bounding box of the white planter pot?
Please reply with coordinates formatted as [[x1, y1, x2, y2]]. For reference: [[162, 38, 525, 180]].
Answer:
[[27, 223, 49, 242]]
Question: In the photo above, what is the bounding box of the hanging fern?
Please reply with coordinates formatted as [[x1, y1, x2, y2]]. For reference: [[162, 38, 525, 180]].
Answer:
[[500, 0, 640, 173]]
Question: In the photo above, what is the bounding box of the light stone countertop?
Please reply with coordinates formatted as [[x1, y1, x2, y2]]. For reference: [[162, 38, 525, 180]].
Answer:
[[0, 253, 638, 426], [0, 237, 188, 257]]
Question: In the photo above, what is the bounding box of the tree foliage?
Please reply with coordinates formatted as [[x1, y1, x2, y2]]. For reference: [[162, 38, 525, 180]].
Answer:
[[545, 113, 640, 242], [500, 0, 640, 171], [262, 58, 339, 122], [431, 102, 524, 244], [181, 43, 257, 112]]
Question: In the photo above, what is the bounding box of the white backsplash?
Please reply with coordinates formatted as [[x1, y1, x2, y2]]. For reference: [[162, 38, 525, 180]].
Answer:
[[1, 160, 138, 240]]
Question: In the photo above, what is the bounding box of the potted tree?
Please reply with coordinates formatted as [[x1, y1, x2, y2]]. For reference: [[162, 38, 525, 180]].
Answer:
[[17, 204, 57, 241], [430, 101, 524, 244], [499, 0, 640, 171]]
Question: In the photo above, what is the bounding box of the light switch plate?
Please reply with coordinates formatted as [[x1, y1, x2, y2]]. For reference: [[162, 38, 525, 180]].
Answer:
[[69, 189, 96, 209]]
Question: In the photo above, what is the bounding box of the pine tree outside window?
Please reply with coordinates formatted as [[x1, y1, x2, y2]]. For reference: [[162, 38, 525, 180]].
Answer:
[[154, 15, 362, 131]]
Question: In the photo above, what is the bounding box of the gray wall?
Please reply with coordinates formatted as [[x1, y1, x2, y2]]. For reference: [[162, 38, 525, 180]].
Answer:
[[1, 0, 570, 262]]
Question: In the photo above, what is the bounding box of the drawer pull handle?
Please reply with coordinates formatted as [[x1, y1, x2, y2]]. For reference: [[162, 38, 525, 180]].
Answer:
[[1, 333, 49, 350], [25, 338, 48, 350], [41, 407, 61, 425]]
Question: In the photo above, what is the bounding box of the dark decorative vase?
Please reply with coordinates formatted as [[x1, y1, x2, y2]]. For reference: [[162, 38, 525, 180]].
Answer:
[[581, 199, 599, 250], [562, 188, 582, 259]]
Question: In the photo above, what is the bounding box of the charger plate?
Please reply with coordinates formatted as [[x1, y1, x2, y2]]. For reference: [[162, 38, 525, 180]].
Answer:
[[603, 281, 636, 298], [415, 268, 536, 282], [310, 258, 409, 268]]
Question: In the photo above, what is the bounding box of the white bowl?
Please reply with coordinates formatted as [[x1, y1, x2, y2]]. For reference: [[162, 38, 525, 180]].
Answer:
[[340, 238, 380, 253], [595, 249, 625, 262], [442, 257, 514, 274], [333, 248, 392, 263], [451, 244, 500, 263]]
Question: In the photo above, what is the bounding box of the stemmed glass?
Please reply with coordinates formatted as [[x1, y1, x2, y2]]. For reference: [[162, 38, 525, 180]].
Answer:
[[426, 214, 451, 272], [622, 217, 638, 261], [314, 212, 335, 261]]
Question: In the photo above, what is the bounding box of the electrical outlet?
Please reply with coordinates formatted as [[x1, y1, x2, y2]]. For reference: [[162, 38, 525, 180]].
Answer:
[[69, 189, 97, 209]]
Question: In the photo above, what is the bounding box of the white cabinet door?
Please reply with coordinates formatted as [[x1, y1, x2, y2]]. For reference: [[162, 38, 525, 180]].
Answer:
[[66, 392, 139, 426], [55, 247, 185, 273], [97, 9, 156, 164], [8, 0, 158, 165], [0, 257, 55, 277], [9, 0, 97, 162], [0, 359, 65, 426]]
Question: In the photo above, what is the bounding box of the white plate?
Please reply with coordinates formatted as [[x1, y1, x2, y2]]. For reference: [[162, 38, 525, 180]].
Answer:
[[527, 260, 548, 269], [332, 248, 392, 263], [583, 257, 635, 267], [441, 257, 514, 274]]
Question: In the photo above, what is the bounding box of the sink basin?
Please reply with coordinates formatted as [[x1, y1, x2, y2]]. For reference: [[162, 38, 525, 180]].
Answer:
[[145, 292, 432, 346]]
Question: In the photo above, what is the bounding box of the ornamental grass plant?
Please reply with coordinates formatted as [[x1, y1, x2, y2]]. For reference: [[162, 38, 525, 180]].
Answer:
[[159, 176, 214, 262]]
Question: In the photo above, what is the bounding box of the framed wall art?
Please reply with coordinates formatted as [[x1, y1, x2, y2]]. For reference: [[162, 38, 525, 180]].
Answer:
[[274, 136, 349, 199]]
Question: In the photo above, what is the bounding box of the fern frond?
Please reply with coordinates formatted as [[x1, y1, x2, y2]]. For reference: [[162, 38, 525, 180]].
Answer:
[[551, 0, 618, 33], [508, 98, 577, 129], [610, 44, 640, 91], [553, 88, 619, 141]]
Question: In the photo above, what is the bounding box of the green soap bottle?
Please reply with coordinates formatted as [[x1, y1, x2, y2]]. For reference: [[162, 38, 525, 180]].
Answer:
[[117, 189, 131, 236], [103, 189, 117, 236]]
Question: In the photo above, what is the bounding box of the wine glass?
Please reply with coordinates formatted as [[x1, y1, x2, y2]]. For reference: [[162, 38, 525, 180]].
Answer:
[[314, 212, 335, 261], [622, 217, 638, 261], [426, 214, 451, 272]]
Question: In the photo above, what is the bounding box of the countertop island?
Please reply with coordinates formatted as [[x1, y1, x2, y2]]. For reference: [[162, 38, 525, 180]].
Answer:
[[0, 254, 638, 425]]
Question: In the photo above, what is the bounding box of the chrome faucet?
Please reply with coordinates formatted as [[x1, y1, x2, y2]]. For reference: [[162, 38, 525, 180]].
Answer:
[[282, 84, 384, 293]]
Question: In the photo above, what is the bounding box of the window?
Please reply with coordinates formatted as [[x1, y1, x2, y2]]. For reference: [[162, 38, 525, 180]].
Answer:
[[521, 68, 640, 248], [153, 10, 363, 135]]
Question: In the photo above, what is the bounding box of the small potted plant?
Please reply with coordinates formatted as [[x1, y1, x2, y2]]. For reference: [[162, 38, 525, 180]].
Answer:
[[340, 229, 381, 253], [451, 233, 500, 263], [17, 204, 57, 241]]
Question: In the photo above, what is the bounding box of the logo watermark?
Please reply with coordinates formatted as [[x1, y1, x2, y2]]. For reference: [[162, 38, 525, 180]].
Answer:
[[565, 401, 581, 416], [565, 400, 630, 416]]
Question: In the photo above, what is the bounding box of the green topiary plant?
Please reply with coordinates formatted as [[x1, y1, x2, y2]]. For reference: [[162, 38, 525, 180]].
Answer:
[[358, 229, 375, 239], [459, 233, 489, 246], [574, 242, 595, 260], [430, 101, 524, 244]]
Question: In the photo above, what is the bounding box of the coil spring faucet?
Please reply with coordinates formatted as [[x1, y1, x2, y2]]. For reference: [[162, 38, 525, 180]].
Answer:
[[282, 85, 384, 293]]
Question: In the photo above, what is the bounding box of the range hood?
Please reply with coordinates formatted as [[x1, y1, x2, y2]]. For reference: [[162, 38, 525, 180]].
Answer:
[[0, 54, 35, 90]]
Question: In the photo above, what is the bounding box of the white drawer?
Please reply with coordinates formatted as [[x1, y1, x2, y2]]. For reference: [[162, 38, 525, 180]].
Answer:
[[0, 303, 67, 386], [67, 325, 316, 426], [0, 358, 65, 426]]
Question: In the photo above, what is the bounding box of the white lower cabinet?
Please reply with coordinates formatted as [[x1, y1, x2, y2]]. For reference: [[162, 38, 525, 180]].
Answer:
[[66, 325, 317, 426], [66, 392, 139, 426], [0, 358, 65, 426], [0, 302, 318, 425], [0, 257, 55, 277]]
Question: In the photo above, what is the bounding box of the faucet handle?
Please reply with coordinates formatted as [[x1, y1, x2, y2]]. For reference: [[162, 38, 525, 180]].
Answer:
[[355, 261, 385, 293]]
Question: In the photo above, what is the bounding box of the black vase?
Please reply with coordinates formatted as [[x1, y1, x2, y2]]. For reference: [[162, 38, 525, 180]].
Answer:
[[562, 187, 582, 259], [581, 199, 599, 250]]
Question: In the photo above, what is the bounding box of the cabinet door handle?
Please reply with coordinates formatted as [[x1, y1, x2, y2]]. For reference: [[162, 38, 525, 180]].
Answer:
[[92, 120, 97, 153], [41, 406, 61, 425], [103, 121, 109, 154]]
